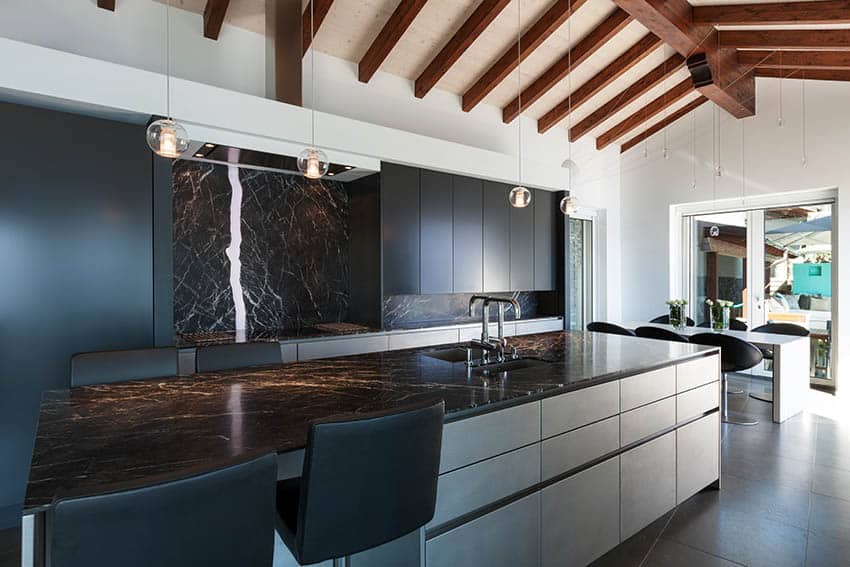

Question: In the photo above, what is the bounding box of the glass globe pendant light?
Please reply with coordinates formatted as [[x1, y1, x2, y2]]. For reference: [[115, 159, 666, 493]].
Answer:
[[560, 0, 577, 217], [509, 1, 531, 208], [146, 0, 189, 158], [560, 194, 577, 216], [298, 1, 330, 180]]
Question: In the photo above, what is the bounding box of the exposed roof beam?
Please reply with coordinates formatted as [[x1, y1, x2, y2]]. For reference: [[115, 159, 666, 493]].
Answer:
[[359, 0, 429, 83], [415, 0, 511, 99], [302, 0, 335, 53], [755, 67, 850, 81], [596, 77, 693, 150], [97, 0, 115, 10], [203, 0, 231, 40], [620, 95, 708, 153], [740, 50, 850, 70], [502, 8, 632, 123], [462, 0, 589, 112], [719, 29, 850, 50], [569, 52, 683, 141], [537, 32, 661, 134], [612, 0, 755, 118], [693, 0, 850, 26]]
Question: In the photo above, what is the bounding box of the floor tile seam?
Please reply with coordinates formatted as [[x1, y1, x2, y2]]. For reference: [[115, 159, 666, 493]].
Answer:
[[656, 535, 750, 567], [637, 508, 678, 567]]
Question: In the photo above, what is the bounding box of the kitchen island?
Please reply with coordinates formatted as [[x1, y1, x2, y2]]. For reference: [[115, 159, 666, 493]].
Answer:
[[24, 331, 721, 567]]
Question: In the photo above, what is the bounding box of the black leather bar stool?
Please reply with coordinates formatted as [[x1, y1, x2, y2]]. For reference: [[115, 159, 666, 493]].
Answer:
[[749, 322, 810, 403], [586, 322, 637, 337], [276, 399, 444, 565], [71, 347, 178, 387], [650, 314, 695, 326], [196, 341, 283, 372], [690, 333, 763, 426], [635, 326, 690, 343], [50, 453, 277, 567]]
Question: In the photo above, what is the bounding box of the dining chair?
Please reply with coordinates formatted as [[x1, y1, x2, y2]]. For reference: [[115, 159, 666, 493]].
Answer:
[[586, 322, 637, 337], [649, 314, 695, 327], [635, 326, 690, 343]]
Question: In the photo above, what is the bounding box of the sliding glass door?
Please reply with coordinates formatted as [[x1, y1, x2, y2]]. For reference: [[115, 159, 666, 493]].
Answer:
[[568, 217, 594, 331]]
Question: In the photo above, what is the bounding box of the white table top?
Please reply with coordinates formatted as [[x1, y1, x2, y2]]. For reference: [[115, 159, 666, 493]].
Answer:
[[623, 322, 809, 347]]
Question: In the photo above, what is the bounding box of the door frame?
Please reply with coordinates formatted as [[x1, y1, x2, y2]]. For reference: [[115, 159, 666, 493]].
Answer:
[[566, 208, 598, 329]]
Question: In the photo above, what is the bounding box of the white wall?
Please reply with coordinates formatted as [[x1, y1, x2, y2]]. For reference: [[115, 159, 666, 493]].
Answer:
[[620, 76, 848, 385]]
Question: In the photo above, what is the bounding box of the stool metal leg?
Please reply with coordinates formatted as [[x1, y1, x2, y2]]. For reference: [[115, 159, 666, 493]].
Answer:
[[722, 373, 758, 426]]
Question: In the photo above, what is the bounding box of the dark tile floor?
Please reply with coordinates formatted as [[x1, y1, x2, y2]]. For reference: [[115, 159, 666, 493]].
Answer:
[[0, 525, 20, 567], [593, 374, 850, 567]]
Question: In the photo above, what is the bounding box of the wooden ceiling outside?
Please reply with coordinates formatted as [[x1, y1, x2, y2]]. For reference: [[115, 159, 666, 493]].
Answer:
[[101, 0, 850, 153]]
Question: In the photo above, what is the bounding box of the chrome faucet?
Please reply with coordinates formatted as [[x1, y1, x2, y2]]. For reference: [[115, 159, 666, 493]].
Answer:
[[484, 297, 521, 362], [468, 295, 522, 364], [469, 295, 498, 362]]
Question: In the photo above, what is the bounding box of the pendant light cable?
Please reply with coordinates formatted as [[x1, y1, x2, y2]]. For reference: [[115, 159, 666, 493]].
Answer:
[[801, 78, 808, 166], [691, 109, 697, 190], [166, 0, 171, 119], [712, 103, 718, 210], [741, 118, 746, 205], [311, 0, 316, 148], [778, 50, 784, 127], [567, 0, 572, 190], [516, 0, 522, 185]]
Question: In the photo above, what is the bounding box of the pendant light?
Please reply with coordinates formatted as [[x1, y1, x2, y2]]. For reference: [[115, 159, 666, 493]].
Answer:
[[298, 1, 329, 180], [559, 0, 576, 216], [509, 0, 531, 208], [147, 0, 189, 158]]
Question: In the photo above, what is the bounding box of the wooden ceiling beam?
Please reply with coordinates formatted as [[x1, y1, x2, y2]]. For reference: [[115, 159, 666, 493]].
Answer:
[[502, 8, 632, 123], [568, 52, 683, 141], [359, 0, 429, 83], [97, 0, 115, 10], [596, 77, 694, 150], [612, 0, 755, 118], [740, 50, 850, 70], [203, 0, 231, 40], [693, 1, 850, 26], [620, 95, 707, 153], [415, 0, 511, 99], [537, 32, 662, 134], [755, 67, 850, 82], [462, 0, 589, 112], [719, 29, 850, 50], [302, 0, 335, 53]]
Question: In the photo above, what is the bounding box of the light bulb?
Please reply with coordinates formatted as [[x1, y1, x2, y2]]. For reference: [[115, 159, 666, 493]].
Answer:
[[509, 186, 532, 208], [298, 147, 329, 179], [560, 195, 577, 216], [146, 119, 189, 158]]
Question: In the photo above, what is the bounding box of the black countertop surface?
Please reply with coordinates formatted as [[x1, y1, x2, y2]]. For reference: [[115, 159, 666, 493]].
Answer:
[[25, 331, 716, 512]]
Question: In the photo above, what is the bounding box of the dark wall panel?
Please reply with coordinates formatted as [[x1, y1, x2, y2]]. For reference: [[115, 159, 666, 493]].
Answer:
[[510, 192, 535, 291], [452, 175, 483, 293], [381, 163, 420, 295], [420, 170, 453, 294], [483, 181, 510, 292], [534, 189, 557, 291], [0, 102, 154, 526]]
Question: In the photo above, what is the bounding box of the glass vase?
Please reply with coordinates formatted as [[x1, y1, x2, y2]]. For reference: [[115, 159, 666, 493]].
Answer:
[[669, 305, 685, 331], [711, 307, 730, 332]]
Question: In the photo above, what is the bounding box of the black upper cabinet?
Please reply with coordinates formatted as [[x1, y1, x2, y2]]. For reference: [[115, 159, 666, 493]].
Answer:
[[510, 191, 535, 291], [381, 163, 420, 295], [534, 189, 558, 291], [420, 170, 454, 294], [452, 175, 483, 293], [483, 181, 511, 292]]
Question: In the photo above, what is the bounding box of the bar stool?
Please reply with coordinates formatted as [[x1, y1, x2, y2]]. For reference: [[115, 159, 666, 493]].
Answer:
[[749, 323, 810, 403], [71, 347, 178, 387], [586, 322, 637, 337], [196, 341, 283, 373], [635, 326, 690, 343], [50, 453, 278, 567], [276, 399, 444, 565], [650, 314, 695, 326], [690, 333, 763, 426]]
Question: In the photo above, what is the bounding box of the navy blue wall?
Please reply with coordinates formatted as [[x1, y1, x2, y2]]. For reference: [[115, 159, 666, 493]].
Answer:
[[0, 102, 165, 527]]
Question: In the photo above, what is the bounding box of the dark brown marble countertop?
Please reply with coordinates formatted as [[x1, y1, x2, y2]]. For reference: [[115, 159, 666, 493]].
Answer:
[[25, 331, 717, 512]]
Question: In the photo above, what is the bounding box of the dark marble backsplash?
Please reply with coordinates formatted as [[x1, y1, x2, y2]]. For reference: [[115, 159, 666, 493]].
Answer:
[[383, 291, 562, 330], [173, 161, 350, 335]]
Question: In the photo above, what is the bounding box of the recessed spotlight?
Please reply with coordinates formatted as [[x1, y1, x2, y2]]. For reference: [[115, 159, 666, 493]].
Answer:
[[204, 143, 215, 148]]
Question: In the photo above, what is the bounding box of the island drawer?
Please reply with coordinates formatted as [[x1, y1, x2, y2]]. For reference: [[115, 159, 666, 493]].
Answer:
[[440, 401, 540, 473], [297, 335, 389, 360], [542, 381, 619, 439], [388, 329, 459, 351], [542, 415, 619, 481], [676, 412, 720, 504], [620, 366, 676, 412], [620, 396, 676, 446], [515, 318, 563, 335], [677, 355, 719, 393], [677, 382, 720, 422], [428, 443, 541, 529]]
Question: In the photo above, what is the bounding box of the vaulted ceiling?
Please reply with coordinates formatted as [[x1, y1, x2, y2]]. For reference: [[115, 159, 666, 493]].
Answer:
[[104, 0, 850, 153]]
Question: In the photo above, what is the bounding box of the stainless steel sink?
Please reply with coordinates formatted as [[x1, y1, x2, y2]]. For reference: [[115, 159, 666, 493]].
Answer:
[[470, 358, 549, 375], [422, 346, 483, 363]]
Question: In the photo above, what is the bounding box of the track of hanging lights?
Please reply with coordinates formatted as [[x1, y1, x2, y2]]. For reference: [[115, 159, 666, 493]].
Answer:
[[147, 0, 189, 158], [298, 1, 330, 180]]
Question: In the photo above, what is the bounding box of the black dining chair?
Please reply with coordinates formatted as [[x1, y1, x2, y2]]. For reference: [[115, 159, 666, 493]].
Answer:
[[586, 322, 637, 337], [689, 333, 764, 426], [50, 453, 278, 567], [635, 326, 690, 343], [276, 399, 444, 565], [71, 347, 178, 387], [650, 314, 695, 326], [748, 323, 810, 403], [697, 319, 749, 331], [196, 341, 283, 373]]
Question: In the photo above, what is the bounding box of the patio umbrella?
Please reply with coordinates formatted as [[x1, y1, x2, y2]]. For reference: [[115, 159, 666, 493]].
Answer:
[[766, 216, 832, 234]]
